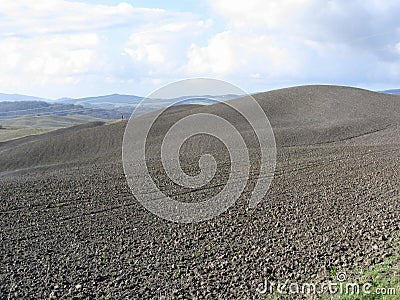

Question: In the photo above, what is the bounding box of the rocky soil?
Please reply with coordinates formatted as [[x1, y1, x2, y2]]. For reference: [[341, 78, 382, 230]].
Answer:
[[0, 85, 399, 299]]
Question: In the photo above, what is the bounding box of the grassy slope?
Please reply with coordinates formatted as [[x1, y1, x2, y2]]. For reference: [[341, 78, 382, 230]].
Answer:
[[0, 114, 110, 142], [0, 114, 106, 128], [262, 244, 399, 300], [320, 235, 400, 300], [0, 128, 54, 142]]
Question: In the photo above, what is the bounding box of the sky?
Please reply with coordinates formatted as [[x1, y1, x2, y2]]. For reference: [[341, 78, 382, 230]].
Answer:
[[0, 0, 400, 99]]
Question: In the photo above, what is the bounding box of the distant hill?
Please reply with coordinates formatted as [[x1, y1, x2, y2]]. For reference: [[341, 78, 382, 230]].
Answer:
[[1, 114, 107, 129], [0, 93, 242, 125], [0, 101, 123, 120], [0, 121, 106, 144], [0, 101, 50, 112], [54, 93, 241, 119], [380, 89, 400, 95], [2, 85, 400, 172], [58, 94, 144, 107], [0, 113, 109, 142], [0, 93, 49, 102], [57, 93, 240, 108]]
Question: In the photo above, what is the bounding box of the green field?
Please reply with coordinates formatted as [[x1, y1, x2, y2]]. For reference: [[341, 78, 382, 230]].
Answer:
[[0, 114, 108, 142], [0, 127, 56, 142], [320, 235, 400, 300]]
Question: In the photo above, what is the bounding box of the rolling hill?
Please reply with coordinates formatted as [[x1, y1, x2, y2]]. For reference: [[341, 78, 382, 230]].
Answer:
[[1, 85, 399, 172], [0, 92, 49, 102], [1, 85, 399, 298], [58, 94, 144, 107], [58, 93, 240, 108], [1, 114, 107, 129], [0, 114, 110, 142], [0, 100, 123, 121]]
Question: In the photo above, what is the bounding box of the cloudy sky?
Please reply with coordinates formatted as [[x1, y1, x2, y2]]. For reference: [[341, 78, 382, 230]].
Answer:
[[1, 0, 400, 99]]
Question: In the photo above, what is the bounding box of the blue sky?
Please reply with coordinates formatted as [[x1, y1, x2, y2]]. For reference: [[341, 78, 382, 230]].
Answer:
[[0, 0, 400, 99]]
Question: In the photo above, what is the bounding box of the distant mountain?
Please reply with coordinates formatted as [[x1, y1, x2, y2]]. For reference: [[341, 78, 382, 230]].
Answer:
[[0, 101, 122, 120], [0, 93, 242, 123], [0, 101, 50, 113], [0, 93, 49, 102], [57, 93, 241, 108], [58, 94, 144, 107], [0, 92, 241, 108], [170, 94, 241, 105], [379, 89, 400, 95]]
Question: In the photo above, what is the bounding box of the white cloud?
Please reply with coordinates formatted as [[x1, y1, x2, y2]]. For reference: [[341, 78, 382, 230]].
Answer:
[[1, 0, 400, 97], [0, 0, 209, 93], [187, 31, 298, 77], [209, 0, 312, 30], [123, 19, 213, 76], [0, 0, 141, 89], [0, 1, 140, 37], [184, 0, 400, 86], [0, 34, 99, 86], [208, 0, 400, 42]]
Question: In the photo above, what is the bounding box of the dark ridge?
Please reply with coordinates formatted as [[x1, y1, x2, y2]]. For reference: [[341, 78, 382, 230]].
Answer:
[[1, 85, 399, 174]]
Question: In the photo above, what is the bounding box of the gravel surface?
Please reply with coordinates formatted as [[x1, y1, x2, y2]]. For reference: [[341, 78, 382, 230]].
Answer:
[[0, 86, 399, 299]]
